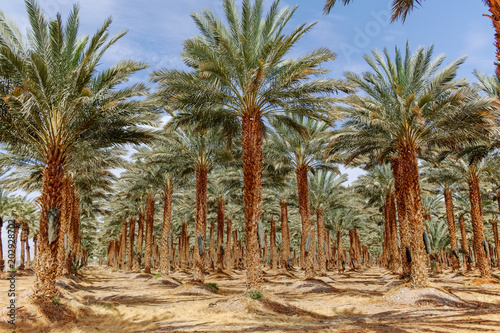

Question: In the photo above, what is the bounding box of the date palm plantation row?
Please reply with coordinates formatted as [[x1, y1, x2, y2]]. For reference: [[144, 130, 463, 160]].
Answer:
[[0, 0, 499, 302]]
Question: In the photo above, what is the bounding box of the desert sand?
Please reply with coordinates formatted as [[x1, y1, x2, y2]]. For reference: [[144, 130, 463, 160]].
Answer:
[[1, 265, 500, 332]]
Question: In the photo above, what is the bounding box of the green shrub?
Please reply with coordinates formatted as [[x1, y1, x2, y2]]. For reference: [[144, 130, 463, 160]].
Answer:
[[52, 296, 60, 306], [72, 259, 85, 274], [246, 290, 262, 300], [207, 283, 219, 291], [154, 273, 161, 279]]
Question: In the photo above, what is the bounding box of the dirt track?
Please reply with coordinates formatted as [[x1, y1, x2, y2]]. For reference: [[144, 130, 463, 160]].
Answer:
[[1, 265, 500, 332]]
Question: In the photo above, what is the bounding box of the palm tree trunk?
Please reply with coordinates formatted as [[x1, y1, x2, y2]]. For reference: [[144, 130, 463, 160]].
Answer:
[[57, 177, 72, 276], [19, 223, 26, 270], [468, 173, 490, 278], [387, 192, 401, 273], [382, 204, 390, 268], [216, 198, 225, 272], [399, 145, 427, 286], [349, 229, 358, 269], [280, 200, 290, 270], [209, 220, 215, 270], [337, 230, 344, 272], [391, 158, 411, 278], [65, 191, 79, 274], [26, 236, 31, 269], [459, 215, 471, 271], [0, 217, 4, 272], [127, 220, 135, 271], [270, 217, 278, 270], [296, 165, 315, 279], [226, 218, 233, 270], [119, 221, 127, 270], [316, 208, 327, 276], [35, 159, 64, 300], [181, 222, 188, 269], [33, 233, 38, 270], [242, 114, 263, 289], [194, 166, 208, 282], [144, 195, 155, 274], [134, 213, 144, 271], [492, 219, 500, 267], [160, 185, 173, 275], [444, 187, 460, 271]]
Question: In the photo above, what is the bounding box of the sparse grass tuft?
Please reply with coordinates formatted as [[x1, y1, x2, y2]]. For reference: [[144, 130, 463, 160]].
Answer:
[[245, 290, 262, 300], [52, 296, 60, 306], [154, 273, 161, 279], [101, 303, 114, 310], [207, 283, 219, 291]]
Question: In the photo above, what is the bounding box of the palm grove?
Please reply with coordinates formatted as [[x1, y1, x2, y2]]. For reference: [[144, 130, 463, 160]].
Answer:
[[0, 0, 499, 303]]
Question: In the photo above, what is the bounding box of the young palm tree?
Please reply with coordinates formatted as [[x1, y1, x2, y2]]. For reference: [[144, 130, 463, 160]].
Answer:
[[0, 1, 157, 299], [309, 170, 347, 275], [268, 116, 337, 279], [328, 44, 497, 286], [421, 160, 462, 271], [151, 125, 233, 282], [151, 0, 352, 288], [447, 157, 492, 277], [354, 164, 401, 273]]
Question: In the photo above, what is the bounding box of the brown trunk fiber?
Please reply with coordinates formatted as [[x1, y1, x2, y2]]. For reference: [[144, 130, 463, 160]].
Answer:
[[444, 187, 460, 271], [492, 219, 500, 267], [216, 197, 225, 272], [144, 195, 155, 274], [468, 173, 490, 278], [317, 208, 327, 276], [296, 166, 315, 279], [57, 177, 72, 276], [242, 114, 263, 289], [459, 215, 471, 271], [399, 146, 427, 286], [0, 217, 3, 271], [127, 220, 135, 271], [65, 190, 79, 274], [193, 166, 208, 282], [119, 221, 127, 270], [270, 217, 278, 270], [226, 218, 233, 270], [19, 222, 27, 270], [280, 200, 290, 270], [35, 160, 64, 300], [391, 158, 412, 278], [337, 230, 344, 272], [387, 192, 401, 273], [134, 213, 144, 271], [209, 220, 215, 270], [160, 185, 173, 275]]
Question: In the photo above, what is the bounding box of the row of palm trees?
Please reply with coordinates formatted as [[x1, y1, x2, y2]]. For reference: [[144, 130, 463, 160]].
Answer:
[[1, 0, 500, 302]]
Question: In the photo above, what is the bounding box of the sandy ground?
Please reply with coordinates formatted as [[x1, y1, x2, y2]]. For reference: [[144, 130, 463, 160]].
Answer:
[[1, 265, 500, 332]]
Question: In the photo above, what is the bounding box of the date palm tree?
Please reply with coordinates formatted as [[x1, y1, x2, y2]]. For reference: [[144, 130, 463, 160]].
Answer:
[[0, 1, 157, 299], [151, 125, 233, 282], [446, 156, 492, 277], [328, 43, 497, 286], [421, 160, 462, 271], [151, 0, 352, 289], [267, 116, 337, 279], [309, 170, 347, 275], [354, 164, 401, 273]]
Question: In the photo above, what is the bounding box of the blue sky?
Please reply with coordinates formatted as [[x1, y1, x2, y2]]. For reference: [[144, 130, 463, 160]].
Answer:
[[0, 0, 496, 260], [1, 0, 495, 183]]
